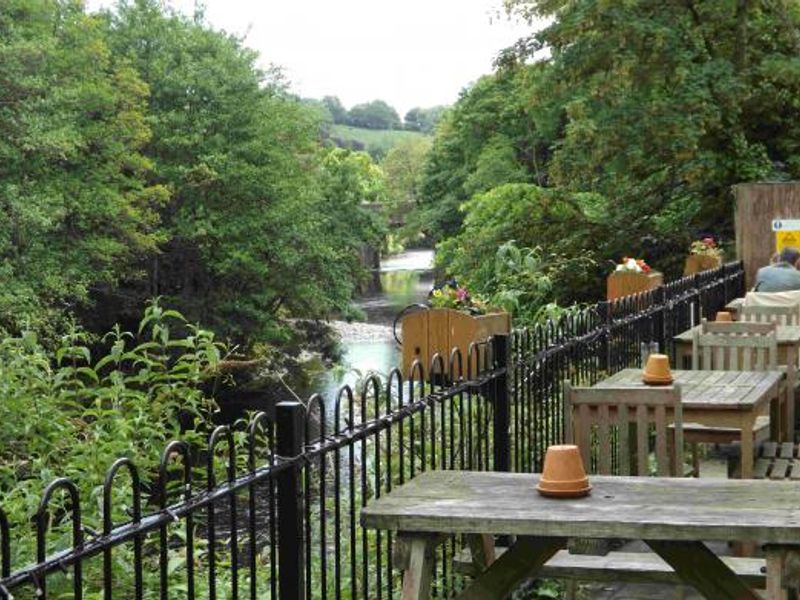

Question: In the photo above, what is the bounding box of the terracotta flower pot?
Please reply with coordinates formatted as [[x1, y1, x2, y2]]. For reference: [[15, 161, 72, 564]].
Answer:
[[537, 445, 591, 498], [643, 353, 673, 385], [715, 311, 733, 322]]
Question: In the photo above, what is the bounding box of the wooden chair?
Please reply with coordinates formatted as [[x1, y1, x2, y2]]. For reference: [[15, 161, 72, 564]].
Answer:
[[560, 383, 685, 598], [739, 303, 800, 326], [563, 382, 683, 477], [694, 320, 779, 370], [686, 320, 778, 475]]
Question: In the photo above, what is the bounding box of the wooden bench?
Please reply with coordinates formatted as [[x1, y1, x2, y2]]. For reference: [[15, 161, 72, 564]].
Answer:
[[754, 441, 800, 479], [454, 547, 767, 592]]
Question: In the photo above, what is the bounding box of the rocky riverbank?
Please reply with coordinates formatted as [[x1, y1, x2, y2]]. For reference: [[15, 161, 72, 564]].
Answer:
[[328, 319, 393, 343]]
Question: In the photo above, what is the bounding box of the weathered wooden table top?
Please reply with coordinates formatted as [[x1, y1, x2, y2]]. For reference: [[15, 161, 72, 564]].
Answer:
[[596, 368, 782, 411], [673, 324, 800, 344], [361, 470, 800, 544]]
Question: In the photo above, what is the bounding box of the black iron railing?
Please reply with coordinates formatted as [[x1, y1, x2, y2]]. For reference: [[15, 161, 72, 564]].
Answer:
[[0, 261, 744, 599]]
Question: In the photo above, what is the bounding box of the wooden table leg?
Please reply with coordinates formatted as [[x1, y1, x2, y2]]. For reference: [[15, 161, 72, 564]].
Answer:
[[786, 346, 797, 443], [645, 540, 760, 599], [394, 533, 443, 600], [766, 546, 789, 600], [466, 534, 496, 572], [772, 387, 784, 444], [455, 536, 564, 600], [740, 416, 756, 479]]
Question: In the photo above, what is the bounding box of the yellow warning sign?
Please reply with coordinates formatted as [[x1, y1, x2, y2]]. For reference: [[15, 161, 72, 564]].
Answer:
[[776, 230, 800, 253]]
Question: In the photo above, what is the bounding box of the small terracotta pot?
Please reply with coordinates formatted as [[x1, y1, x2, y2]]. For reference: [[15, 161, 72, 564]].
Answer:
[[716, 311, 733, 322], [537, 445, 591, 498], [643, 353, 673, 385]]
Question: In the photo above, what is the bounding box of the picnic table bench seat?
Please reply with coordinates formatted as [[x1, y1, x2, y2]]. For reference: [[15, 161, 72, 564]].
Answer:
[[453, 547, 767, 588], [754, 441, 800, 479]]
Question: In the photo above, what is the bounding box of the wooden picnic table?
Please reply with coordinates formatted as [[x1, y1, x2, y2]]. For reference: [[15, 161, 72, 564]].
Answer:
[[362, 470, 800, 599], [672, 326, 800, 441], [596, 369, 783, 478]]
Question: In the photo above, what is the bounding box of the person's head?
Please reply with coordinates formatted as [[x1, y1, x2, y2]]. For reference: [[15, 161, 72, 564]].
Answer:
[[778, 246, 800, 268]]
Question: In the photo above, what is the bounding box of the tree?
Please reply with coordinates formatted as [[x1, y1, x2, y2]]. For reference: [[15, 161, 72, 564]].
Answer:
[[0, 0, 164, 338], [421, 0, 800, 315], [414, 66, 547, 242], [322, 95, 349, 124], [381, 137, 432, 244], [404, 105, 446, 132], [103, 0, 384, 343], [501, 0, 800, 270], [347, 99, 402, 130], [437, 184, 602, 305]]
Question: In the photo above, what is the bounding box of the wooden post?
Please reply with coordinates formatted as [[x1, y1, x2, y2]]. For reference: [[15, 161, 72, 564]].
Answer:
[[734, 182, 800, 290]]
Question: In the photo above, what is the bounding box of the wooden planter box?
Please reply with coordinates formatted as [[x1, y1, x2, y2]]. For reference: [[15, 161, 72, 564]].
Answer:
[[401, 308, 511, 379], [683, 254, 722, 275], [606, 271, 664, 301]]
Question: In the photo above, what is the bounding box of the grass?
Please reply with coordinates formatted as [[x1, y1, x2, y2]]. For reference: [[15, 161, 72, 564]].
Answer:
[[329, 124, 428, 159]]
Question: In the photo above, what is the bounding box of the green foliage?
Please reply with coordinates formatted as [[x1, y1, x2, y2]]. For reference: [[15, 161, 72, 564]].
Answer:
[[329, 123, 428, 161], [0, 301, 222, 571], [315, 148, 388, 299], [322, 95, 349, 124], [105, 0, 383, 343], [0, 0, 165, 338], [415, 66, 548, 241], [403, 105, 446, 133], [0, 0, 392, 347], [424, 0, 800, 316], [437, 184, 601, 316], [381, 137, 432, 246], [346, 99, 402, 130]]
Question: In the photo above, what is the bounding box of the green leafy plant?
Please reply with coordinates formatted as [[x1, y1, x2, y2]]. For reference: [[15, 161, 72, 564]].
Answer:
[[0, 300, 225, 578]]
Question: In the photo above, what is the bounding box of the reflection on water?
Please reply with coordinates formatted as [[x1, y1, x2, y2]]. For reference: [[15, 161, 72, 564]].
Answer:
[[358, 250, 434, 326], [311, 249, 434, 416]]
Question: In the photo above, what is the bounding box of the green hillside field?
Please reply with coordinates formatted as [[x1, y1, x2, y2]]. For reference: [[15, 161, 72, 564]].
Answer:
[[329, 124, 428, 159]]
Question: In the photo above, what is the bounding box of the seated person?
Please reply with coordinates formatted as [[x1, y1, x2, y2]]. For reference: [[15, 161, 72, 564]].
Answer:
[[754, 247, 800, 292]]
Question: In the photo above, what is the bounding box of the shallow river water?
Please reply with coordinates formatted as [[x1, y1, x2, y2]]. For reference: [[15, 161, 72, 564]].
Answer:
[[311, 249, 434, 404]]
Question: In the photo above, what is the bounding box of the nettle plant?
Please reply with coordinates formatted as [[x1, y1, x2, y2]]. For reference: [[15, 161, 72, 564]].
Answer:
[[0, 300, 227, 571]]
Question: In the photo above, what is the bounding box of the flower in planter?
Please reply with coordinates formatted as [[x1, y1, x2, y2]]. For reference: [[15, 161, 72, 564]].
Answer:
[[428, 281, 488, 314], [614, 257, 651, 273], [689, 236, 722, 258]]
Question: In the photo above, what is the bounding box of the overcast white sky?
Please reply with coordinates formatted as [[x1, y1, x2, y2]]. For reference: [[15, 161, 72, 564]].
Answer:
[[85, 0, 542, 116]]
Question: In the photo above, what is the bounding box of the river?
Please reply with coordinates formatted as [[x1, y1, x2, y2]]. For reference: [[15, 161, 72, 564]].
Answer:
[[312, 249, 434, 402]]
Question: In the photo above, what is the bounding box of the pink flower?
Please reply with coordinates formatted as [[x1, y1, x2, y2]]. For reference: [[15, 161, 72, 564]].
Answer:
[[703, 237, 715, 246], [456, 287, 468, 301]]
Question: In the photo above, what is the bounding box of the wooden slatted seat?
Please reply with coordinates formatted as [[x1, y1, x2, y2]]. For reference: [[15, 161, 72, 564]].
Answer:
[[740, 303, 800, 326], [453, 548, 767, 588], [754, 441, 800, 480], [686, 320, 782, 475], [563, 381, 683, 477]]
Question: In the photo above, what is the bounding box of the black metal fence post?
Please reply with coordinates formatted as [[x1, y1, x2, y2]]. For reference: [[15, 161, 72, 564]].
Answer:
[[692, 273, 703, 323], [492, 334, 511, 473], [276, 401, 305, 600], [598, 301, 612, 374], [653, 286, 666, 352]]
